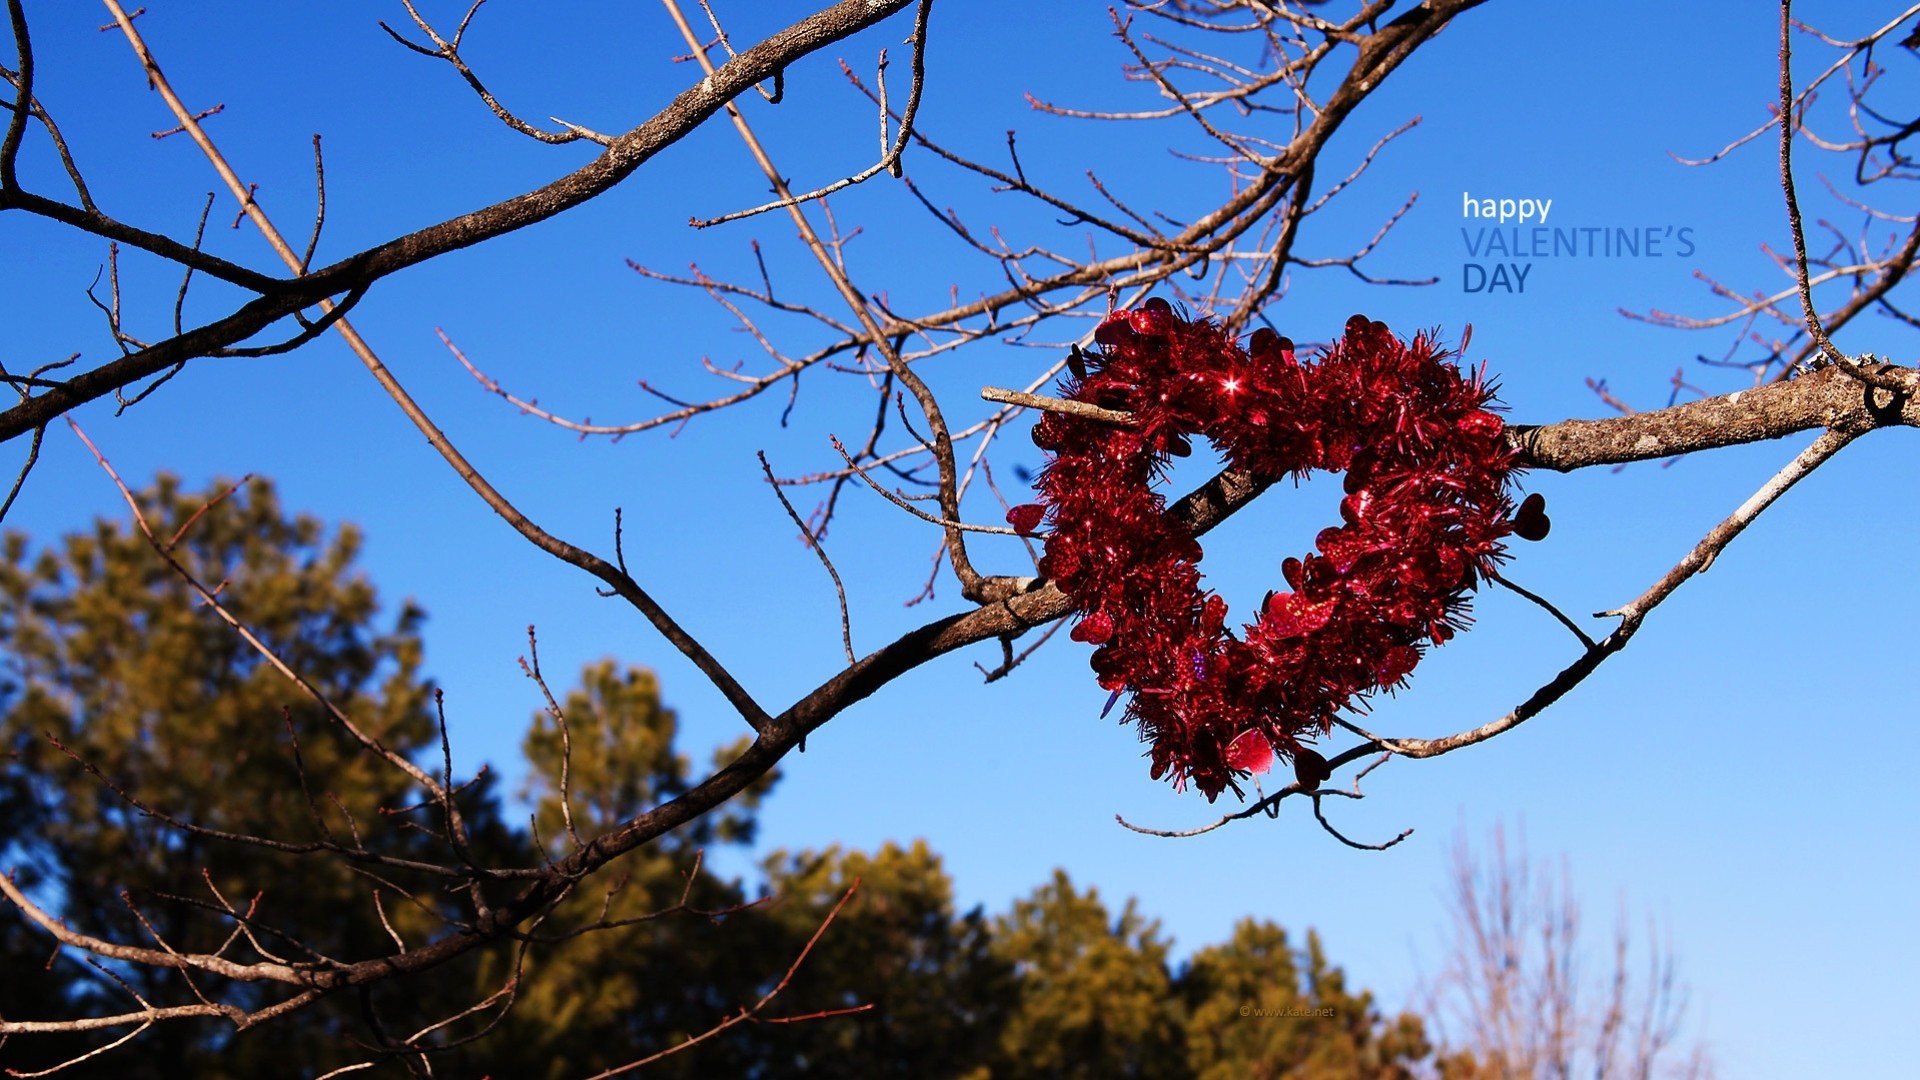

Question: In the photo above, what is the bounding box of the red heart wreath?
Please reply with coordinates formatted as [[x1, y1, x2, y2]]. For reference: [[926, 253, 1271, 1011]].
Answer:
[[1008, 301, 1540, 800]]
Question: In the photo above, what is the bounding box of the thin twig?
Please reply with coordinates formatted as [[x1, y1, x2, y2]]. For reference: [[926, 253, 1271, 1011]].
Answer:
[[980, 386, 1135, 424], [1488, 570, 1596, 650], [582, 880, 871, 1078], [760, 450, 855, 662], [520, 625, 581, 848]]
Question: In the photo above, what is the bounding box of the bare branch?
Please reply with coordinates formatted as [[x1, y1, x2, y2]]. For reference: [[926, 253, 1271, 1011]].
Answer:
[[581, 879, 871, 1078]]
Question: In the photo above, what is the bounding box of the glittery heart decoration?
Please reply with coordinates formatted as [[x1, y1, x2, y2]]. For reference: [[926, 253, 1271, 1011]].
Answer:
[[1008, 301, 1539, 800]]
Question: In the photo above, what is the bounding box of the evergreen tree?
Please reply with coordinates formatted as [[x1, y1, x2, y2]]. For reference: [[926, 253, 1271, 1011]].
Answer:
[[495, 679, 1011, 1079], [0, 475, 518, 1077], [1182, 921, 1435, 1080], [987, 869, 1187, 1080], [732, 840, 1013, 1079], [977, 880, 1442, 1080], [471, 659, 776, 1080]]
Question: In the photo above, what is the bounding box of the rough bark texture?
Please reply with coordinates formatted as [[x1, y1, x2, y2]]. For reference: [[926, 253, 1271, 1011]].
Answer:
[[1512, 364, 1918, 471]]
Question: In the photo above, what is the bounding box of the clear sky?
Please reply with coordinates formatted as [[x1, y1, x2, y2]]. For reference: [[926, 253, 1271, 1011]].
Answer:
[[4, 2, 1916, 1076]]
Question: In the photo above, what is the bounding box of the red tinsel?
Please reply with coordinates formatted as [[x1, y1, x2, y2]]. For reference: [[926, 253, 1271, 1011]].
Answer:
[[1009, 301, 1531, 800]]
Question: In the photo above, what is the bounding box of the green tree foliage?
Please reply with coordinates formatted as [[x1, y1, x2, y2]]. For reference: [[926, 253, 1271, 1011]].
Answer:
[[476, 659, 776, 1080], [988, 869, 1187, 1079], [732, 841, 1013, 1078], [975, 875, 1439, 1080], [0, 475, 517, 1078], [1182, 921, 1435, 1080], [482, 668, 1013, 1079], [521, 658, 767, 851]]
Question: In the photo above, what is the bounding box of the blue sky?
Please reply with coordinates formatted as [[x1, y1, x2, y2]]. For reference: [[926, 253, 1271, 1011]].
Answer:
[[4, 2, 1916, 1076]]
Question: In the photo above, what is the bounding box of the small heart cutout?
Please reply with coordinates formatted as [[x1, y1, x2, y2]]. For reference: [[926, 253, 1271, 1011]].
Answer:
[[1293, 747, 1332, 791], [1513, 492, 1551, 541]]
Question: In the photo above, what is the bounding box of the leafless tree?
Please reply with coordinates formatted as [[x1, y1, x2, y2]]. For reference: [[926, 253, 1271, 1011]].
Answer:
[[1, 0, 1913, 1070], [1422, 825, 1715, 1080]]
